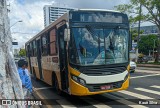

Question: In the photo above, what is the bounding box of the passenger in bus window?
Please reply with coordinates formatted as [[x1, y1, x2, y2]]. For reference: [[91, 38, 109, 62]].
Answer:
[[17, 59, 33, 99]]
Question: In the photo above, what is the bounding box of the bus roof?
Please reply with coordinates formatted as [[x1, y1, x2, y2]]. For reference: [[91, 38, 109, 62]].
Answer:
[[78, 9, 121, 13], [25, 9, 123, 45], [25, 13, 68, 45]]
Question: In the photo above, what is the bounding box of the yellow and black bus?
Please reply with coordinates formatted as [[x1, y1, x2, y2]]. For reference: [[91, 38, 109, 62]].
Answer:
[[25, 9, 131, 96]]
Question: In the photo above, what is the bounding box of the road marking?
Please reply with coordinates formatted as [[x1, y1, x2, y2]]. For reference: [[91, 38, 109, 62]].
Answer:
[[56, 99, 77, 108], [135, 88, 160, 95], [130, 74, 160, 79], [135, 69, 160, 74], [80, 97, 111, 108], [104, 94, 148, 108], [118, 90, 153, 99], [150, 85, 160, 89], [34, 87, 52, 91], [32, 87, 53, 108]]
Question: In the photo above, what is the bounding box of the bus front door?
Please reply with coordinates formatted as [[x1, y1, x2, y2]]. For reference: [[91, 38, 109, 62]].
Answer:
[[37, 39, 43, 80], [58, 26, 69, 91]]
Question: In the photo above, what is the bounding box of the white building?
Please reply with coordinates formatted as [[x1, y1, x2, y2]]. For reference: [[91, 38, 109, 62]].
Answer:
[[43, 3, 77, 27]]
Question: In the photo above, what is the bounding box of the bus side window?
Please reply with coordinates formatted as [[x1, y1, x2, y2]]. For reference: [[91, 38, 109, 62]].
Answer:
[[42, 34, 48, 56], [49, 28, 57, 55], [29, 42, 33, 57], [33, 40, 37, 56]]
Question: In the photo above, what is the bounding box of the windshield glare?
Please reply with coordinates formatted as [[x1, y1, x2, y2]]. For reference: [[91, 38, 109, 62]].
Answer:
[[70, 27, 128, 65]]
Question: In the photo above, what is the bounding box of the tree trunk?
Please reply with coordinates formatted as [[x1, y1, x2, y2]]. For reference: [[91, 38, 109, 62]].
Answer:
[[0, 0, 24, 107]]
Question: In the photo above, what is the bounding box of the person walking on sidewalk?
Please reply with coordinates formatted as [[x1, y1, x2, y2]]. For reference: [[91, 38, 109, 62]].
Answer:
[[17, 59, 33, 99]]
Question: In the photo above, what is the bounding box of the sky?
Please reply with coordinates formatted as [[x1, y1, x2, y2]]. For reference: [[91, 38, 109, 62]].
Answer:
[[8, 0, 131, 48]]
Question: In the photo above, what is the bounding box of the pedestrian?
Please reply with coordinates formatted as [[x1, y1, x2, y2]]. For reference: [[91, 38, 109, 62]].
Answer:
[[17, 59, 33, 99]]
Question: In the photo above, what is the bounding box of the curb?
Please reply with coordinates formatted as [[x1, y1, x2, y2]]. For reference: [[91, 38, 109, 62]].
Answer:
[[137, 64, 160, 68]]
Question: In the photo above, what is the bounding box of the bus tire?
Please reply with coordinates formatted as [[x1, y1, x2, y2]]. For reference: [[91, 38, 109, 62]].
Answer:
[[54, 76, 62, 95]]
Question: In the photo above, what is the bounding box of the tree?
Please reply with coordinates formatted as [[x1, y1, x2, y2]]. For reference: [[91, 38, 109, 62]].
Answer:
[[115, 0, 160, 62], [138, 34, 158, 55], [131, 29, 144, 41], [0, 0, 24, 107], [19, 49, 26, 57]]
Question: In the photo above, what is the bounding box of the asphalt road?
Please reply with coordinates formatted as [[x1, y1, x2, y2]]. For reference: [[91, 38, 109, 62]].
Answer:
[[31, 67, 160, 108]]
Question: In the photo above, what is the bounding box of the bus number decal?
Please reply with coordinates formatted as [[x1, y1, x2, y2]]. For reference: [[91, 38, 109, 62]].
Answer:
[[52, 57, 58, 63]]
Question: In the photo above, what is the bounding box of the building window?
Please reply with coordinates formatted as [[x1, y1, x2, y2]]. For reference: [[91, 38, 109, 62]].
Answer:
[[50, 28, 57, 55]]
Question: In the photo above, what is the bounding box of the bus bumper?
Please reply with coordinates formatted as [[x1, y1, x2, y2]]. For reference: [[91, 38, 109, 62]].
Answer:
[[70, 76, 129, 96]]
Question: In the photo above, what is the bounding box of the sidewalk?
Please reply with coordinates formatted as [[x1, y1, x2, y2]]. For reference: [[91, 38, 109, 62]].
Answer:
[[137, 64, 160, 68]]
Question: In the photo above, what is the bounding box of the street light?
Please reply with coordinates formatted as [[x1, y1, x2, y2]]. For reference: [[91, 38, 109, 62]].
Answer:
[[9, 20, 22, 30], [6, 20, 23, 35], [7, 20, 22, 45]]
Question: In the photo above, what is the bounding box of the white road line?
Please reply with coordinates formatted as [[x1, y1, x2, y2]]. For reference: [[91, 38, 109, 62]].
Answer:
[[104, 94, 148, 108], [135, 69, 160, 74], [135, 88, 160, 95], [150, 85, 160, 89], [80, 97, 111, 108], [118, 90, 153, 99], [130, 74, 160, 79], [33, 87, 52, 91], [32, 87, 53, 108], [56, 99, 77, 108]]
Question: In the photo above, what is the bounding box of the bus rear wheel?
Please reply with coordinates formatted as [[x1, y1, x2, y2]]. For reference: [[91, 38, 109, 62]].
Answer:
[[54, 77, 62, 95]]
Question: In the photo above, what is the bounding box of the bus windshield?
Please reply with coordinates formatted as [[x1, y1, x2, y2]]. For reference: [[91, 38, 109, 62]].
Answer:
[[70, 26, 128, 66]]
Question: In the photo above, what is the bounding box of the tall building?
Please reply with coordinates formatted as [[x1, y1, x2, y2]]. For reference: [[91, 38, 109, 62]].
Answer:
[[43, 3, 77, 27]]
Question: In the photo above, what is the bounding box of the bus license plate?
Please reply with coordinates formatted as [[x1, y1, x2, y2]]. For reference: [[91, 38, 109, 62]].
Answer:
[[100, 85, 111, 90]]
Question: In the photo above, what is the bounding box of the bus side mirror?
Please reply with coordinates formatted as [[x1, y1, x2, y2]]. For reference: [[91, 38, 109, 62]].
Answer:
[[64, 29, 70, 41]]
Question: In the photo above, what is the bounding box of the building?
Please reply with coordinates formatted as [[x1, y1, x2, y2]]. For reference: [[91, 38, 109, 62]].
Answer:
[[43, 3, 77, 27], [132, 25, 159, 35]]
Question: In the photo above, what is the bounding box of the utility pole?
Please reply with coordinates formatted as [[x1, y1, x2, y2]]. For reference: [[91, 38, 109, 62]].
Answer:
[[136, 3, 142, 62], [0, 0, 24, 107]]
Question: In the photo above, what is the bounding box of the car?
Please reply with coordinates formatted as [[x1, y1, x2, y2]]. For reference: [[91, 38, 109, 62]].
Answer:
[[137, 56, 149, 63], [147, 56, 154, 61], [130, 61, 137, 73], [14, 57, 20, 63]]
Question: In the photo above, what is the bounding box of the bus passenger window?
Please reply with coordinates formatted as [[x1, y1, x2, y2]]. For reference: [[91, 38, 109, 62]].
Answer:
[[50, 29, 57, 55], [42, 35, 48, 55], [33, 40, 37, 56]]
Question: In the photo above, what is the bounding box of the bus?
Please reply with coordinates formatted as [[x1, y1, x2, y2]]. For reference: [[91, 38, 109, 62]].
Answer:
[[25, 9, 131, 96]]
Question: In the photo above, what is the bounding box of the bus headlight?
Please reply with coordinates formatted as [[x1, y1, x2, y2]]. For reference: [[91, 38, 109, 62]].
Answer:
[[71, 75, 86, 86]]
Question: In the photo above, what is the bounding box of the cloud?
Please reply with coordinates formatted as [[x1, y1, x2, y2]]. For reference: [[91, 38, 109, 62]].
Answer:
[[8, 0, 130, 48]]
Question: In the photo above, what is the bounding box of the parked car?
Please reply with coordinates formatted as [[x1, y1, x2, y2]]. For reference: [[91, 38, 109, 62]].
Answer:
[[130, 61, 137, 73], [147, 56, 154, 61], [14, 57, 20, 63], [137, 56, 149, 63]]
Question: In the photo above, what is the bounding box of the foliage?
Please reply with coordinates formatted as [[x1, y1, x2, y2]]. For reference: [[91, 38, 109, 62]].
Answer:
[[131, 29, 144, 40], [115, 0, 160, 62], [138, 34, 158, 55], [114, 0, 160, 31], [19, 49, 26, 57]]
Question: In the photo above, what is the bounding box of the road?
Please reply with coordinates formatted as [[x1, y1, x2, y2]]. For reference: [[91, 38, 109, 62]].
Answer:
[[32, 67, 160, 108]]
